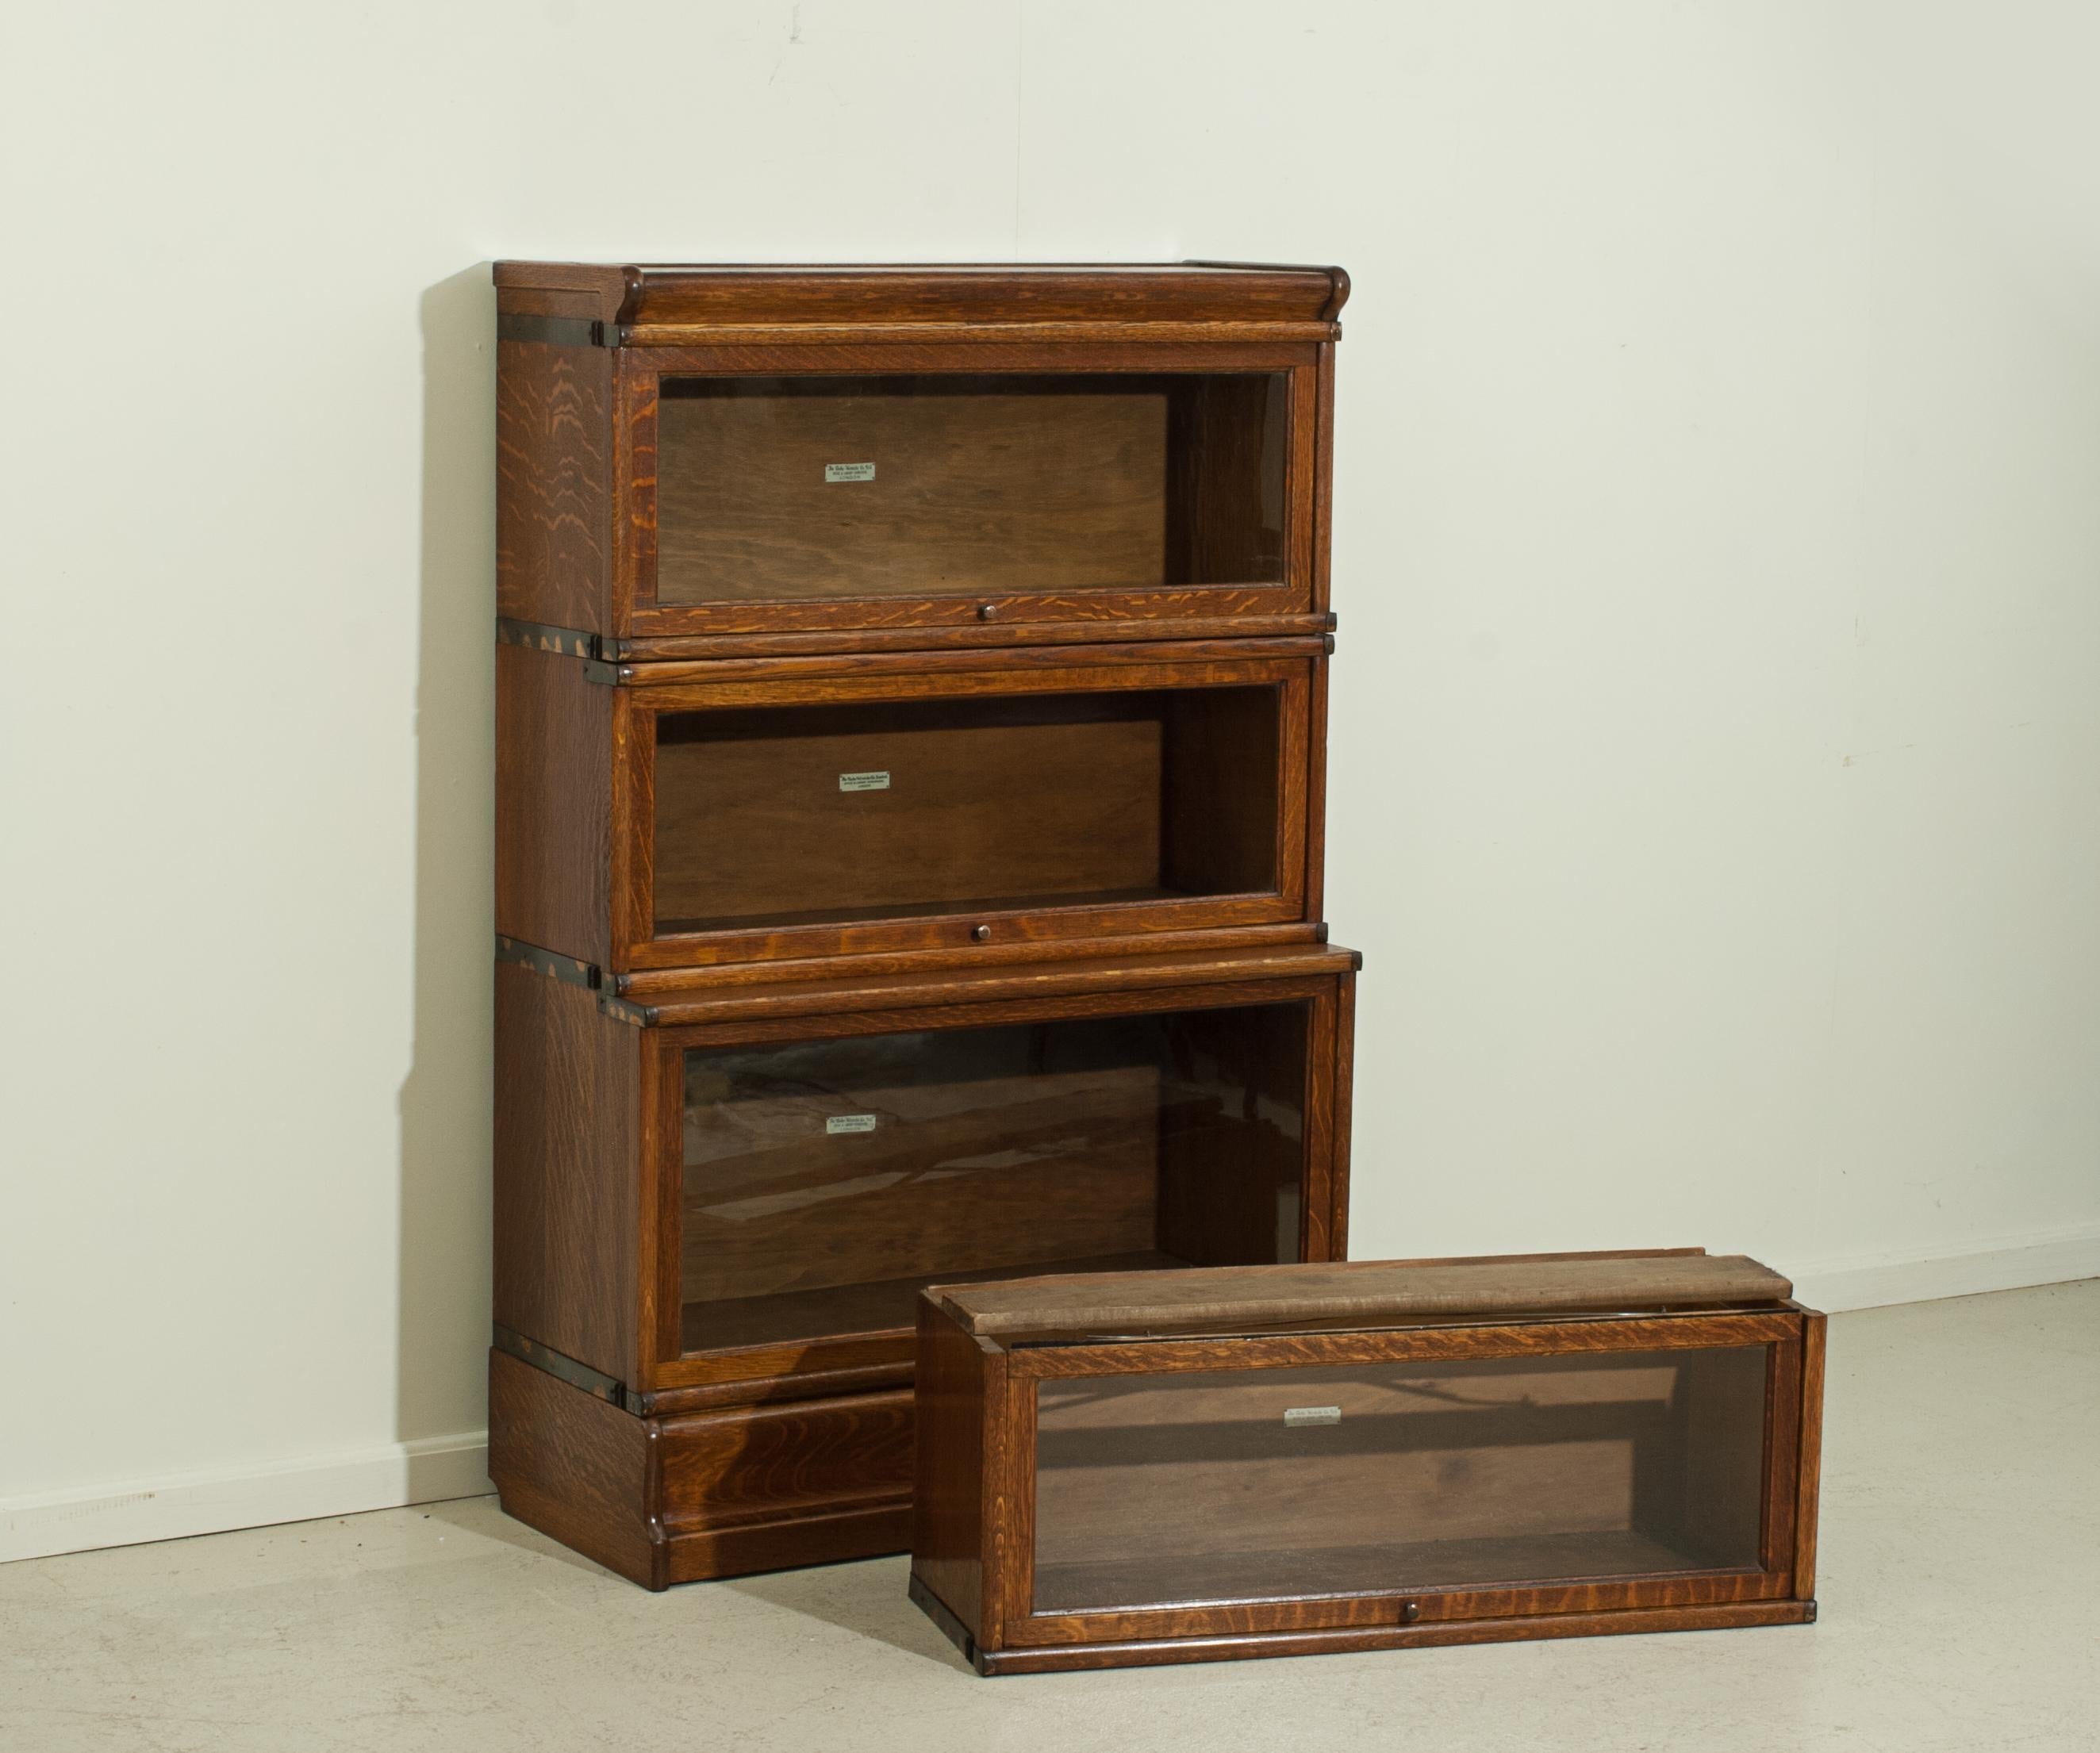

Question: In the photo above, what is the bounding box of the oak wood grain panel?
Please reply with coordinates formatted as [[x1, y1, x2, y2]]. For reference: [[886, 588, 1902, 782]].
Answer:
[[494, 641, 612, 965], [912, 1305, 989, 1636], [1304, 654, 1330, 922], [657, 1389, 915, 1530], [662, 1501, 912, 1582], [497, 340, 612, 631], [616, 921, 1320, 996], [1313, 342, 1337, 613], [488, 1349, 658, 1588], [617, 612, 1333, 663], [635, 892, 1292, 974], [1795, 1310, 1826, 1600], [635, 943, 1357, 1029], [1300, 983, 1339, 1261], [615, 632, 1327, 689], [1009, 1314, 1802, 1379], [626, 584, 1305, 640], [628, 321, 1334, 348], [1760, 1338, 1802, 1579], [1329, 970, 1357, 1257], [616, 652, 1303, 715], [618, 341, 1320, 378], [1007, 1565, 1786, 1650], [656, 386, 1169, 604], [493, 961, 639, 1382], [986, 1360, 1031, 1640], [493, 262, 1349, 330]]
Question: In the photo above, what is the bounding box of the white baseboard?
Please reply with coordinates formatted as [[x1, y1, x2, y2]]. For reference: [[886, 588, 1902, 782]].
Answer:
[[0, 1433, 490, 1566], [1784, 1223, 2100, 1313]]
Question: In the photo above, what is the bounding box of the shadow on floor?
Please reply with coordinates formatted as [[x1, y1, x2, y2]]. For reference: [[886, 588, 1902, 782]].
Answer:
[[722, 1561, 974, 1671]]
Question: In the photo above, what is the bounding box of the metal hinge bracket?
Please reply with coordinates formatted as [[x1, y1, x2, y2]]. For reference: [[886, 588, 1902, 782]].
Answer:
[[494, 934, 601, 990], [497, 313, 625, 348], [497, 619, 632, 679]]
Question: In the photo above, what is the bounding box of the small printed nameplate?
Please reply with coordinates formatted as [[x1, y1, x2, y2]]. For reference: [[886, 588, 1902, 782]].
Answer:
[[824, 462, 876, 483], [826, 1114, 878, 1135], [1283, 1406, 1342, 1428], [839, 771, 891, 792]]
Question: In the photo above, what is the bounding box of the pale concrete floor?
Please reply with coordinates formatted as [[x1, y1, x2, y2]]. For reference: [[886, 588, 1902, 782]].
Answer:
[[2, 1280, 2094, 1753]]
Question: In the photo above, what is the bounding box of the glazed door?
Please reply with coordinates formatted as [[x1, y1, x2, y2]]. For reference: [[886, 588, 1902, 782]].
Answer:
[[1004, 1318, 1804, 1646], [622, 355, 1322, 640], [643, 975, 1351, 1394], [620, 658, 1314, 971]]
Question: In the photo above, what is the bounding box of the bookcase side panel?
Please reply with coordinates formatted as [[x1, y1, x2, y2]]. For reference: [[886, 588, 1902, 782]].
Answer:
[[495, 642, 613, 966], [493, 960, 640, 1383], [497, 339, 614, 632]]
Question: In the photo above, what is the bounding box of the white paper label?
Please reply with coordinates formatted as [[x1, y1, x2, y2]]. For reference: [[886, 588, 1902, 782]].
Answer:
[[824, 462, 876, 482], [1283, 1406, 1342, 1428], [826, 1114, 877, 1135], [838, 771, 890, 792]]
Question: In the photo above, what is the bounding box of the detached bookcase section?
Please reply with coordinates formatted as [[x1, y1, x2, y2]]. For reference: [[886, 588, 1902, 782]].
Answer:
[[496, 639, 1324, 976], [493, 263, 1346, 655], [912, 1251, 1823, 1674], [489, 945, 1358, 1588]]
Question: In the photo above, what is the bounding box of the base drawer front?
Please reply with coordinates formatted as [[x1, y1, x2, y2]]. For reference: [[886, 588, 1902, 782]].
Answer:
[[658, 1388, 914, 1534]]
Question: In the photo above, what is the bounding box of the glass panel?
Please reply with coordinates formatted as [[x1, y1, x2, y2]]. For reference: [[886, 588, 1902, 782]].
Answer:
[[655, 374, 1288, 605], [652, 688, 1280, 935], [679, 1004, 1307, 1353], [1032, 1348, 1769, 1613]]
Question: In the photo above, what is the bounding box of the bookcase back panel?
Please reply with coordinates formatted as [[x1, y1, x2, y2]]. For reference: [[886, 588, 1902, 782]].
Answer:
[[654, 373, 1286, 607], [678, 1003, 1310, 1353]]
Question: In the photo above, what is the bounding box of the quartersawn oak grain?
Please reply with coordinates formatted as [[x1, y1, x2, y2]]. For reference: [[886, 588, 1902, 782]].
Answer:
[[497, 340, 612, 632], [492, 960, 638, 1383]]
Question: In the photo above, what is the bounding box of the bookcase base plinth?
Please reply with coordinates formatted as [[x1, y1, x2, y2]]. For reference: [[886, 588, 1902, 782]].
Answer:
[[489, 1349, 913, 1590]]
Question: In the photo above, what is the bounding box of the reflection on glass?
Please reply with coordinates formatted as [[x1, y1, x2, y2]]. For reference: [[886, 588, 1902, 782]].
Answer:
[[1032, 1348, 1768, 1612], [654, 374, 1288, 604], [680, 1006, 1307, 1352]]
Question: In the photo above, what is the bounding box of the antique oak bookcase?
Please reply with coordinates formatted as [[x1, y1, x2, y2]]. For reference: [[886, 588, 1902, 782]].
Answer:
[[489, 262, 1359, 1587], [912, 1251, 1824, 1674]]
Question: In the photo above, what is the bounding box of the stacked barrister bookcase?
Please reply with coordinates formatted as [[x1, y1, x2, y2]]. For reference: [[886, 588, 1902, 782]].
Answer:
[[488, 261, 1361, 1588]]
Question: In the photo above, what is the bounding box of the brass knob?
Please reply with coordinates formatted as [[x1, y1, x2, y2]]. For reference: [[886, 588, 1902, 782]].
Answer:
[[970, 925, 992, 942], [977, 602, 998, 621]]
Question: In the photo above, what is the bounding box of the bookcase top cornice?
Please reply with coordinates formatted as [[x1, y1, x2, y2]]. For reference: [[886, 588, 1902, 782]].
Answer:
[[492, 259, 1349, 343]]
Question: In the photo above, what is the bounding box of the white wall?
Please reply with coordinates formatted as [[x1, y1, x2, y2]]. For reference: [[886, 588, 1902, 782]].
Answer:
[[5, 1, 2097, 1558]]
